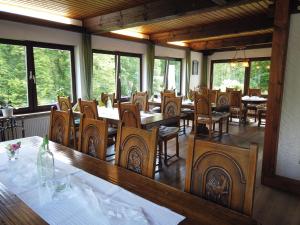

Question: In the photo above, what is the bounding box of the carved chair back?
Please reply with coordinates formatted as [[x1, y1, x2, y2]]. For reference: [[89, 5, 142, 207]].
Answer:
[[208, 89, 220, 104], [78, 115, 108, 160], [118, 102, 141, 128], [78, 98, 98, 119], [226, 87, 236, 93], [185, 136, 258, 216], [163, 89, 176, 94], [188, 89, 197, 101], [57, 96, 72, 111], [132, 91, 149, 111], [229, 90, 242, 108], [216, 92, 230, 107], [162, 96, 182, 118], [49, 107, 72, 147], [194, 93, 211, 118], [100, 93, 115, 106], [248, 88, 261, 97], [199, 86, 209, 96], [115, 124, 159, 178]]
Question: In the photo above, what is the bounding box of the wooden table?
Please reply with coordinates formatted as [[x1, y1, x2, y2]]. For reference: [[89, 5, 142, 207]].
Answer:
[[241, 97, 267, 124], [149, 99, 195, 110], [0, 137, 257, 225], [97, 106, 177, 129]]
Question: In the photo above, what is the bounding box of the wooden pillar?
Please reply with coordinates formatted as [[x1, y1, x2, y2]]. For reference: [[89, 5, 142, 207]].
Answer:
[[261, 0, 300, 194], [200, 54, 208, 87]]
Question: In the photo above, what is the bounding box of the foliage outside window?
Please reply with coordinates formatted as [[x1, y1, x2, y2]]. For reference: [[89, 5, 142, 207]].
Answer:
[[153, 59, 166, 95], [120, 55, 140, 98], [212, 62, 245, 92], [249, 60, 270, 95], [34, 47, 73, 106], [92, 51, 141, 100], [92, 53, 116, 99], [0, 43, 28, 108], [0, 40, 75, 113]]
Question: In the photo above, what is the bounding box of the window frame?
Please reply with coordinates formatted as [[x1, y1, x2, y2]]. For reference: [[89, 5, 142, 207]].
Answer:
[[0, 38, 77, 114], [154, 56, 183, 96], [210, 57, 271, 96], [92, 49, 143, 101]]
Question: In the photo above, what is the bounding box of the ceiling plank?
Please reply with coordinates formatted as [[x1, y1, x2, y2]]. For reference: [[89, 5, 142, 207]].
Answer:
[[150, 14, 273, 43], [190, 33, 273, 51], [83, 0, 264, 33]]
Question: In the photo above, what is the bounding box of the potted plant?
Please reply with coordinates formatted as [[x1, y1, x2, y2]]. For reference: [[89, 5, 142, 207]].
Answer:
[[0, 97, 13, 118]]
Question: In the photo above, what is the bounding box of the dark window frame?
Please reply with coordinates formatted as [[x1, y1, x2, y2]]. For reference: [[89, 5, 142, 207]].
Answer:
[[0, 38, 77, 114], [210, 57, 271, 96], [92, 49, 143, 101], [154, 56, 183, 96]]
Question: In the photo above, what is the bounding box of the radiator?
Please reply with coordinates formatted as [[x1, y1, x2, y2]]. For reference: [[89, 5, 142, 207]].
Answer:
[[24, 116, 50, 138]]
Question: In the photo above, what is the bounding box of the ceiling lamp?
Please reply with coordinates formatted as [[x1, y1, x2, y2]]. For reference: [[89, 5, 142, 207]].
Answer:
[[230, 47, 249, 68]]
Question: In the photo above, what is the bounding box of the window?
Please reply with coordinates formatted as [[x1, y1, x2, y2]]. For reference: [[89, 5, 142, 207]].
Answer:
[[211, 58, 270, 95], [34, 47, 74, 106], [92, 51, 142, 100], [0, 39, 76, 113], [153, 58, 182, 95], [0, 43, 28, 109], [212, 62, 246, 92], [92, 52, 116, 99], [249, 60, 270, 95]]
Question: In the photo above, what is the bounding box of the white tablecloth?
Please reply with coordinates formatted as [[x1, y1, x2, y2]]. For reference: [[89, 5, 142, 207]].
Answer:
[[0, 139, 185, 225]]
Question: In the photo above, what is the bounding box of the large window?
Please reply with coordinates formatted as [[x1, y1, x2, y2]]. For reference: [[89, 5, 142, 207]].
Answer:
[[249, 60, 270, 95], [211, 58, 270, 95], [153, 58, 182, 96], [92, 51, 141, 100], [0, 39, 76, 113]]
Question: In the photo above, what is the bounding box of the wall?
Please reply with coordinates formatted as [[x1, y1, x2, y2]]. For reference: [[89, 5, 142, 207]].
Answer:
[[276, 13, 300, 181], [190, 51, 203, 90], [207, 48, 272, 87]]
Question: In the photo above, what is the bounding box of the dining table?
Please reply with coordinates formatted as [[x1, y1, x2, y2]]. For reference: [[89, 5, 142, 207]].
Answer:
[[241, 96, 267, 124], [0, 136, 257, 225]]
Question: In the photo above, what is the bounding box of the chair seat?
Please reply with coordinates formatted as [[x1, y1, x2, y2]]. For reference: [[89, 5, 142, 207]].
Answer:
[[197, 114, 223, 123], [158, 126, 179, 138], [230, 107, 245, 113], [108, 127, 117, 136]]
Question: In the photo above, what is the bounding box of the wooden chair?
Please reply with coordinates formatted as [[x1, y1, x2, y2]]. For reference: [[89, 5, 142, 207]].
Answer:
[[78, 114, 108, 160], [57, 96, 78, 148], [163, 89, 176, 94], [132, 91, 149, 111], [185, 136, 258, 216], [57, 96, 72, 111], [194, 93, 223, 139], [248, 88, 261, 97], [229, 90, 244, 124], [115, 124, 159, 179], [78, 98, 98, 119], [208, 89, 220, 105], [49, 106, 72, 147], [100, 93, 115, 107], [199, 86, 209, 96], [216, 92, 230, 133], [226, 87, 235, 93], [118, 102, 141, 128], [159, 96, 182, 166], [247, 88, 262, 122], [257, 104, 267, 127]]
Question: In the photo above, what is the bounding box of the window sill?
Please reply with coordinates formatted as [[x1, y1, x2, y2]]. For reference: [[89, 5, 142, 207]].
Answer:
[[0, 111, 50, 120]]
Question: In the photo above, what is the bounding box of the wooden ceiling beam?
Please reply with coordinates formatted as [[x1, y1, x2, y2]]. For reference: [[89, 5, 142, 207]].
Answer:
[[150, 14, 274, 43], [190, 33, 273, 51], [83, 0, 263, 33]]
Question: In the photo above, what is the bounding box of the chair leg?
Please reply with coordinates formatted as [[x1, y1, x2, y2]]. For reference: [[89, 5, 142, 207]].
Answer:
[[226, 117, 229, 133], [176, 135, 179, 157], [208, 123, 212, 139], [164, 140, 169, 166], [213, 123, 215, 131], [158, 141, 163, 170]]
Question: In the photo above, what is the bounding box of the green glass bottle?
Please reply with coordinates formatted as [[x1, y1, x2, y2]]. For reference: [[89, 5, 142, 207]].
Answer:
[[37, 135, 55, 185]]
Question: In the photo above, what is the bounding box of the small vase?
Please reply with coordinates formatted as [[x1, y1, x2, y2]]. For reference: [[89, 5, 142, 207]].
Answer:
[[7, 149, 19, 161], [2, 107, 13, 118]]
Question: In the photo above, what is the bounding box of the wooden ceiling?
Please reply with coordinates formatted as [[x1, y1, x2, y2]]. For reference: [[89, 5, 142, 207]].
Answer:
[[0, 0, 275, 52]]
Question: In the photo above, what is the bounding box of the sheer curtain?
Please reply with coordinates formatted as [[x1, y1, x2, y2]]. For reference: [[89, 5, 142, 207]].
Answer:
[[147, 43, 155, 95], [185, 49, 191, 95], [81, 32, 93, 99]]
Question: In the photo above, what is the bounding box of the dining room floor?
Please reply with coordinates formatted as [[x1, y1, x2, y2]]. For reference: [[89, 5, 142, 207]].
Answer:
[[152, 119, 300, 225]]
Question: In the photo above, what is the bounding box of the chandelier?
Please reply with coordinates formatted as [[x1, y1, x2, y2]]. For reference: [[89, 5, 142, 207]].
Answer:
[[230, 47, 249, 68]]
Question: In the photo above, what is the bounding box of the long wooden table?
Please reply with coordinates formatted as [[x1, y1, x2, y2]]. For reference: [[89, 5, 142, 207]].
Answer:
[[0, 136, 257, 225]]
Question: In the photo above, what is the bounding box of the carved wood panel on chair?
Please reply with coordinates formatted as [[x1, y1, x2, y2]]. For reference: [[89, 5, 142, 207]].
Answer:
[[185, 136, 258, 216], [115, 125, 158, 178]]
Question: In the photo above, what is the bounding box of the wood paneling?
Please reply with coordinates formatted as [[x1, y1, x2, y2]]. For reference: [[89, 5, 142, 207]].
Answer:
[[190, 33, 273, 51], [150, 14, 273, 43]]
